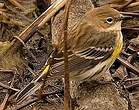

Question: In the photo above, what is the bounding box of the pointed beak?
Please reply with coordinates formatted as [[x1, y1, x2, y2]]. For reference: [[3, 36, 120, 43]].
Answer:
[[119, 15, 133, 20]]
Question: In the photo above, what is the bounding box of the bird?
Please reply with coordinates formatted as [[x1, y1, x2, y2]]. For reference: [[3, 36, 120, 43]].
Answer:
[[51, 6, 128, 81], [11, 6, 127, 103]]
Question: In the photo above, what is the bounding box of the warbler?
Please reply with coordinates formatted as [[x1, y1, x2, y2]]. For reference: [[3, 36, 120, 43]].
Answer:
[[52, 6, 127, 81]]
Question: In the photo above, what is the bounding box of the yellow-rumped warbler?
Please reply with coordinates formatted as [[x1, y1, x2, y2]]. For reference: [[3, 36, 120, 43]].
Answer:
[[52, 6, 128, 81], [12, 6, 129, 103]]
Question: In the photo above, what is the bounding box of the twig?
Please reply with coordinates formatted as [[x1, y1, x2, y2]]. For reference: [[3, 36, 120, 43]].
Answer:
[[11, 0, 67, 51], [62, 0, 72, 110], [119, 0, 135, 10], [125, 83, 139, 89], [122, 25, 139, 29], [0, 93, 9, 110], [127, 2, 139, 8], [0, 81, 19, 92], [0, 69, 14, 73], [15, 98, 39, 110], [55, 94, 64, 104], [0, 74, 16, 110], [16, 90, 63, 110], [117, 57, 139, 76], [122, 27, 139, 31], [122, 25, 139, 31], [11, 65, 50, 103], [120, 12, 139, 17], [124, 77, 139, 82], [120, 75, 128, 84], [121, 55, 134, 82]]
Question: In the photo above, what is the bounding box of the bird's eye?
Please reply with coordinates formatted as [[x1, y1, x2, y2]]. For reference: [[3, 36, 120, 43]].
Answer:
[[106, 17, 113, 24]]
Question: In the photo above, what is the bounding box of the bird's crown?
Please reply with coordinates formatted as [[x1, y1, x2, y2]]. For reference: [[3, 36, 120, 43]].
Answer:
[[86, 6, 122, 30]]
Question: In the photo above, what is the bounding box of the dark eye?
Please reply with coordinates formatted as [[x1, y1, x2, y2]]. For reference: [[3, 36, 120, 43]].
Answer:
[[106, 17, 113, 24]]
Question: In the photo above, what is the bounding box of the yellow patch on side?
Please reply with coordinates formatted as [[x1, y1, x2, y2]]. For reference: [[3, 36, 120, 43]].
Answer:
[[111, 31, 123, 59]]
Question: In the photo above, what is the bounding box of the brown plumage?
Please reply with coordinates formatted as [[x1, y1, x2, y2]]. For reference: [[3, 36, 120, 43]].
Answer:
[[52, 6, 123, 81]]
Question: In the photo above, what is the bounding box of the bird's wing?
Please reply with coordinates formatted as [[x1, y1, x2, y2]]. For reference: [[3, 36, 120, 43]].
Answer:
[[63, 10, 119, 60], [52, 30, 117, 80], [68, 25, 117, 61], [75, 46, 114, 60], [51, 54, 97, 77]]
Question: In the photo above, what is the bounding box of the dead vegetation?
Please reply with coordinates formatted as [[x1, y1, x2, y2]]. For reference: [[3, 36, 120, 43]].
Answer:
[[0, 0, 139, 110]]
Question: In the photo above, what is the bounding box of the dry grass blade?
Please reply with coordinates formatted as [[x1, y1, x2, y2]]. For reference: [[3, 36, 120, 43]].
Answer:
[[125, 77, 139, 82], [117, 57, 139, 76], [0, 81, 19, 92], [119, 0, 135, 10], [120, 11, 139, 16], [8, 0, 25, 11], [15, 98, 39, 110], [62, 0, 72, 110], [0, 74, 16, 110], [0, 93, 9, 110], [12, 65, 50, 103], [127, 1, 139, 8]]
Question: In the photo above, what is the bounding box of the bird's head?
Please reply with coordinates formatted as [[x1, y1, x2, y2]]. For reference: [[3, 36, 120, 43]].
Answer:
[[88, 6, 130, 31]]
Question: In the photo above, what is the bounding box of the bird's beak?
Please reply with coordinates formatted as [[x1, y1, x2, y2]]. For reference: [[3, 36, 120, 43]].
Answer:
[[119, 15, 133, 20]]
